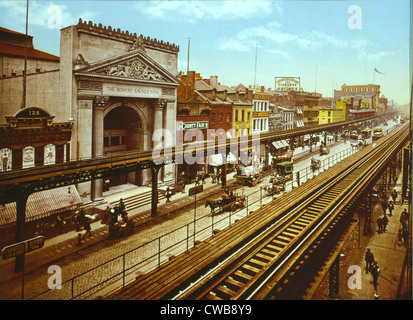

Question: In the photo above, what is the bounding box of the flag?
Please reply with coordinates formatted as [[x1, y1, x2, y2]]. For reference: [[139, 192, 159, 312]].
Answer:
[[374, 68, 385, 75]]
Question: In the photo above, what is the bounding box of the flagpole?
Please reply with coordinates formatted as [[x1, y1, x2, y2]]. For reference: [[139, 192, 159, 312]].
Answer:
[[186, 37, 190, 101], [22, 0, 29, 109]]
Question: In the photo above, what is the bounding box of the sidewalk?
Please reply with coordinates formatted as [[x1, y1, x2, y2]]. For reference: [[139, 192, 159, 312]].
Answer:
[[314, 177, 411, 300]]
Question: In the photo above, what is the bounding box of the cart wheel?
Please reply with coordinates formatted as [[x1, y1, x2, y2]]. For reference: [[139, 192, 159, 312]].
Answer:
[[236, 178, 244, 186], [231, 203, 238, 212]]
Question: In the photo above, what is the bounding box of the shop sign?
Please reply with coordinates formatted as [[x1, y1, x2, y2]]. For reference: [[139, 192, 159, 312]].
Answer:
[[275, 77, 301, 91], [1, 236, 45, 260], [178, 121, 209, 131], [252, 112, 269, 118]]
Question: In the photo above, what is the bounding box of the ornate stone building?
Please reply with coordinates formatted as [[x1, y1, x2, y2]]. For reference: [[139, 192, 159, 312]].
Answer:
[[0, 19, 180, 204]]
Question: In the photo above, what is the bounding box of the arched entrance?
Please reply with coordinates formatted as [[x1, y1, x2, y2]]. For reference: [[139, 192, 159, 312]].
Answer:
[[103, 102, 148, 190]]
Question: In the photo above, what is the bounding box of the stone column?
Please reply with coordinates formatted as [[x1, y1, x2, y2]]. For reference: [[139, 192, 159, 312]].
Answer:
[[153, 99, 166, 148], [153, 99, 166, 182], [92, 96, 109, 201], [77, 98, 94, 204]]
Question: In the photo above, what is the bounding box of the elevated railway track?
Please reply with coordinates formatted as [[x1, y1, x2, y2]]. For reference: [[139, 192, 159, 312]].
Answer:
[[0, 113, 394, 201], [107, 122, 409, 300]]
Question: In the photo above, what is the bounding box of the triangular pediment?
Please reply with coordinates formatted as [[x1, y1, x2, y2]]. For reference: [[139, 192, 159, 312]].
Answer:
[[74, 49, 179, 85]]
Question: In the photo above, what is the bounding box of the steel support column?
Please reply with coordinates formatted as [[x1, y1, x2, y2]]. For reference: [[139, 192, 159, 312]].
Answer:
[[329, 254, 340, 299], [364, 191, 372, 235], [151, 166, 160, 217], [221, 163, 227, 187], [15, 193, 28, 272]]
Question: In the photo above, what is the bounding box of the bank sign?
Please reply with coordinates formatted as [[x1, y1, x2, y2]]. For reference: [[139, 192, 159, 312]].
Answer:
[[275, 77, 301, 92]]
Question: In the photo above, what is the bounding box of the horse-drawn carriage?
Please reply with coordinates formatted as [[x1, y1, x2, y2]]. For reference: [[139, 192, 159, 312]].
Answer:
[[205, 190, 246, 214], [320, 146, 330, 155], [263, 161, 293, 196], [263, 183, 283, 196], [107, 205, 135, 239], [234, 165, 263, 187]]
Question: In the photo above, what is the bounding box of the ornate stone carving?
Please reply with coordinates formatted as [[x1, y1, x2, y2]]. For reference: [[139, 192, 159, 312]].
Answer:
[[101, 59, 165, 81], [94, 96, 109, 108], [130, 35, 146, 52], [74, 54, 89, 69], [162, 88, 175, 96], [79, 80, 102, 90]]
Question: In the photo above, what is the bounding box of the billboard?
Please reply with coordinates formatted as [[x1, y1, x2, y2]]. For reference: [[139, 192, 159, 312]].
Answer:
[[275, 77, 301, 92]]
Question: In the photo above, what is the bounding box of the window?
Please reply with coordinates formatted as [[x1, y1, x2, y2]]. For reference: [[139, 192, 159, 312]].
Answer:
[[235, 110, 239, 121], [247, 112, 251, 120], [241, 110, 245, 122], [211, 113, 215, 124], [111, 136, 120, 146]]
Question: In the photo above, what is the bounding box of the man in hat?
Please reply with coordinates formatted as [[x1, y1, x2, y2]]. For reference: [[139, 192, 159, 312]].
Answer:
[[365, 248, 374, 274]]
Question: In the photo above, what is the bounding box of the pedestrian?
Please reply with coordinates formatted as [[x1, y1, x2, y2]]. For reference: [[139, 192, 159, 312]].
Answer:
[[181, 181, 186, 193], [201, 174, 206, 184], [382, 215, 389, 232], [371, 261, 380, 291], [391, 189, 397, 203], [165, 186, 172, 203], [211, 172, 216, 183], [400, 209, 408, 230], [381, 200, 387, 216], [377, 216, 384, 234], [388, 201, 394, 216], [84, 218, 92, 238], [195, 175, 200, 186], [119, 198, 125, 212], [73, 210, 80, 232], [56, 214, 64, 234], [402, 228, 409, 247], [365, 248, 374, 274], [102, 206, 110, 225]]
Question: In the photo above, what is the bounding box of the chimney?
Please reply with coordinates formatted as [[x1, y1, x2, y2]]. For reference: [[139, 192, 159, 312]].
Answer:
[[210, 75, 218, 89], [247, 89, 253, 102], [261, 86, 264, 93]]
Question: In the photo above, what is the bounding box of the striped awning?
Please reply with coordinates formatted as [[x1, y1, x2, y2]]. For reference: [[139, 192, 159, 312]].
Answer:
[[0, 185, 82, 228]]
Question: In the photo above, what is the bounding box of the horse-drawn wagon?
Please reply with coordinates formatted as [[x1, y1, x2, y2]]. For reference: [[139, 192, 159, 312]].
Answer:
[[234, 165, 263, 187], [205, 190, 246, 214]]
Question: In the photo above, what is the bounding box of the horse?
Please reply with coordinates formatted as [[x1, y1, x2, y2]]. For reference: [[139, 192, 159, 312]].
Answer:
[[205, 200, 222, 214], [311, 157, 321, 172]]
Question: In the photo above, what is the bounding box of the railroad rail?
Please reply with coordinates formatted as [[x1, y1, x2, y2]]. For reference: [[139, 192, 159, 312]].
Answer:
[[106, 122, 409, 300]]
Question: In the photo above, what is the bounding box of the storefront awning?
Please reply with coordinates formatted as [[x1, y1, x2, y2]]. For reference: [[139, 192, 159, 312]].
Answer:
[[272, 140, 289, 149], [208, 154, 223, 166], [227, 152, 237, 163], [0, 185, 82, 228], [208, 152, 237, 166]]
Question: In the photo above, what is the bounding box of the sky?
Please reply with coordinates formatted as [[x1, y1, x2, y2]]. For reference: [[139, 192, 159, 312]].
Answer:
[[0, 0, 411, 105]]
